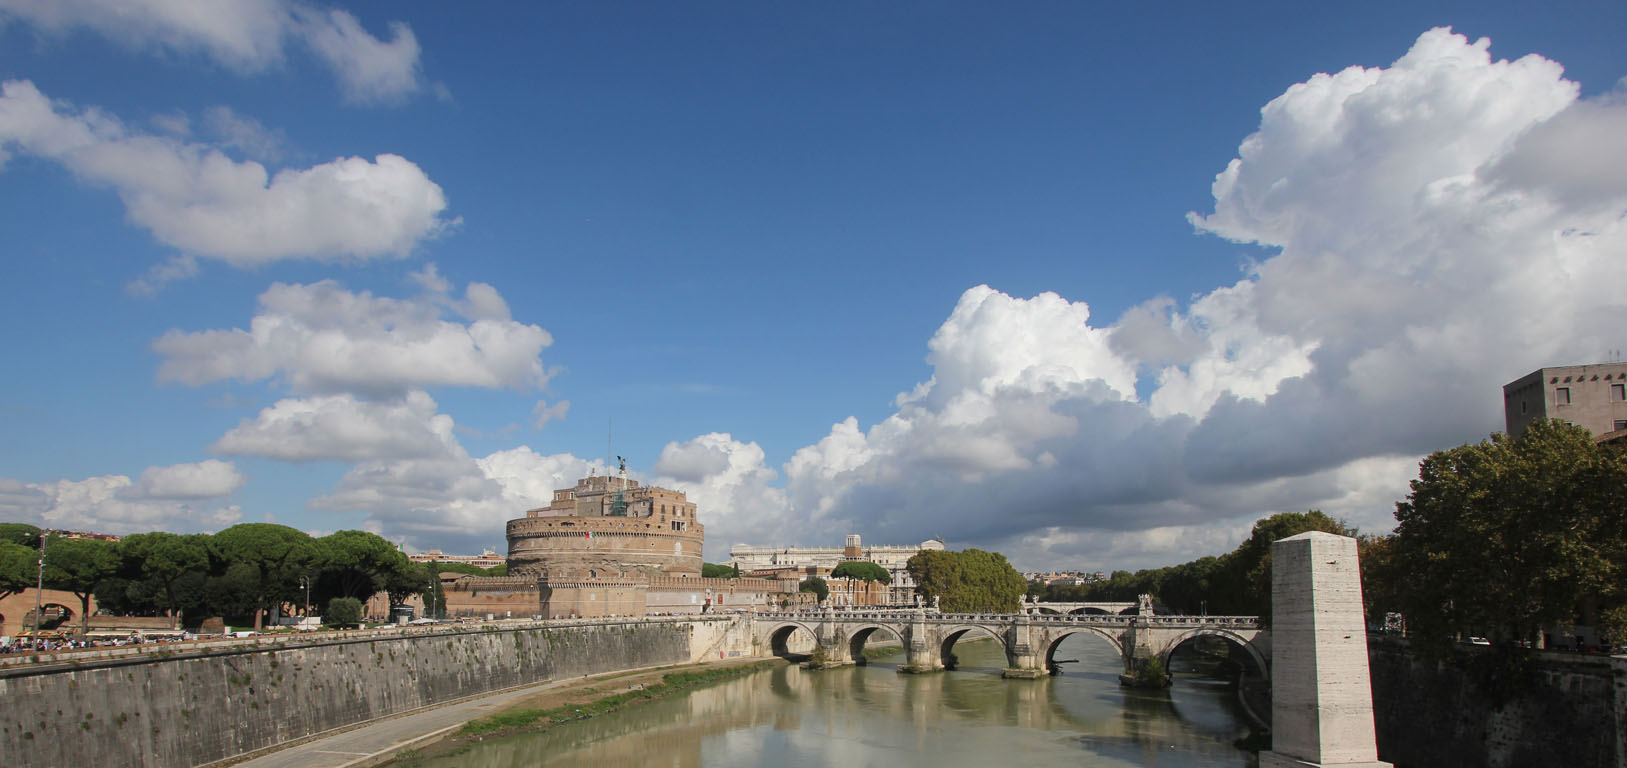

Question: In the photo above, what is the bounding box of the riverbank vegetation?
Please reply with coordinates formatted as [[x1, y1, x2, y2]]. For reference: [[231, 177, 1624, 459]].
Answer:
[[456, 661, 774, 738]]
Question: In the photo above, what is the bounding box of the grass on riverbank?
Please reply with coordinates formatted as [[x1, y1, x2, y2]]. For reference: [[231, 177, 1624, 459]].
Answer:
[[459, 661, 774, 738]]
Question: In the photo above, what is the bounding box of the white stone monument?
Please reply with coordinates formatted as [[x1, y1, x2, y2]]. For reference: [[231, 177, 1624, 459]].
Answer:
[[1260, 531, 1392, 768]]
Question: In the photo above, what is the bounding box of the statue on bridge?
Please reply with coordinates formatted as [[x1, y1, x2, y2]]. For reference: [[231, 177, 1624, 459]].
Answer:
[[1137, 593, 1155, 616]]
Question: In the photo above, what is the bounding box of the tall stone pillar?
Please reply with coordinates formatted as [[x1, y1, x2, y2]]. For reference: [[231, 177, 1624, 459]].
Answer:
[[1260, 531, 1391, 768]]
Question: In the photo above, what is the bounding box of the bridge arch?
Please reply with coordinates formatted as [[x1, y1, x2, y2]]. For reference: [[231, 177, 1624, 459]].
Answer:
[[765, 622, 818, 660], [1158, 627, 1269, 682], [938, 624, 1006, 669], [845, 623, 905, 665], [1042, 627, 1125, 673]]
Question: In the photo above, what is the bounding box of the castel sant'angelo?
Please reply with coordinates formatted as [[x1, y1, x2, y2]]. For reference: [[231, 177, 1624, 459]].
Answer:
[[443, 464, 795, 618]]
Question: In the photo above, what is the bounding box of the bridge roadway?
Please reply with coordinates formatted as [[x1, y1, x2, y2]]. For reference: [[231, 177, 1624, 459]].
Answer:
[[754, 606, 1268, 679]]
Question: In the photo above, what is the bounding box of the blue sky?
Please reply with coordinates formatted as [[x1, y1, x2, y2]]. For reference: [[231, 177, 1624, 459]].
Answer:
[[2, 2, 1625, 570]]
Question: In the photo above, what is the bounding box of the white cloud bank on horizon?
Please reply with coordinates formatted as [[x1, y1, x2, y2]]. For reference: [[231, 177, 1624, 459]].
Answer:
[[0, 460, 244, 534], [87, 28, 1627, 568], [0, 80, 452, 281], [0, 0, 427, 104], [663, 27, 1627, 567]]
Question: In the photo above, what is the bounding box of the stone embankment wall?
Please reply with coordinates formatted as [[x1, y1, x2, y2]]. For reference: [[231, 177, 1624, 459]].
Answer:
[[1368, 638, 1626, 768], [0, 616, 753, 768]]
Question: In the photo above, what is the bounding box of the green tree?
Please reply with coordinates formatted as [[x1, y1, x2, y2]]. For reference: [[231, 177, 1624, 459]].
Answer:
[[318, 530, 410, 600], [0, 541, 36, 601], [383, 559, 433, 608], [115, 532, 211, 624], [0, 522, 41, 548], [702, 562, 741, 578], [831, 561, 891, 584], [799, 576, 829, 602], [1391, 419, 1627, 653], [41, 537, 119, 637], [210, 524, 318, 631], [326, 596, 364, 627], [1227, 510, 1355, 624], [906, 548, 1026, 612]]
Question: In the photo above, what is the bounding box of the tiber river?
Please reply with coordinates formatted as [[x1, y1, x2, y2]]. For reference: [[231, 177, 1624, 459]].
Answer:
[[413, 634, 1256, 767]]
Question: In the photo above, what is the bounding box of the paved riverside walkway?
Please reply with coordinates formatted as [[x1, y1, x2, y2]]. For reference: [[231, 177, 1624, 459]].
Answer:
[[229, 662, 683, 768]]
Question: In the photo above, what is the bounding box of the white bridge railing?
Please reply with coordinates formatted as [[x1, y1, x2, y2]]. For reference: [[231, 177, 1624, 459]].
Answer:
[[754, 610, 1260, 630]]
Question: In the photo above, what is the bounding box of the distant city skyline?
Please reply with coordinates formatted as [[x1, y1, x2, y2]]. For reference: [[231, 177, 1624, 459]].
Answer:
[[2, 3, 1624, 571]]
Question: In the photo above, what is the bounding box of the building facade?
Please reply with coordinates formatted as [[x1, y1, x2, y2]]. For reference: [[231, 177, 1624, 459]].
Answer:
[[436, 472, 794, 619], [728, 534, 945, 606], [1504, 363, 1627, 439]]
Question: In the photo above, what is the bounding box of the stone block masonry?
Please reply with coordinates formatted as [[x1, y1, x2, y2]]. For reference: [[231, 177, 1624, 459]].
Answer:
[[0, 618, 740, 768]]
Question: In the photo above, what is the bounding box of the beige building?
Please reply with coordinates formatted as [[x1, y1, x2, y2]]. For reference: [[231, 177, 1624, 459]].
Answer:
[[442, 471, 795, 619], [729, 534, 944, 606], [1504, 363, 1627, 439]]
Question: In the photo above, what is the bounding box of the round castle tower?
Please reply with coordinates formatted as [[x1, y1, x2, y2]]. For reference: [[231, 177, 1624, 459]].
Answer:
[[505, 473, 703, 580]]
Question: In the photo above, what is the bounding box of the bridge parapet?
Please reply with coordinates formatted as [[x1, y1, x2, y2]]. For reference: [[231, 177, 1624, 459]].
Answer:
[[749, 611, 1267, 679]]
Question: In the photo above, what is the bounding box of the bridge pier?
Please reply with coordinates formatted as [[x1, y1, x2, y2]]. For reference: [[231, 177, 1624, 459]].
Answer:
[[899, 608, 942, 673], [814, 604, 856, 667], [1001, 612, 1048, 678]]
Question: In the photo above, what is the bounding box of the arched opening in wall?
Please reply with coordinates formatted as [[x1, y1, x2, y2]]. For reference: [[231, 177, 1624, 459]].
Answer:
[[939, 626, 1004, 671], [1161, 631, 1271, 730], [1070, 607, 1110, 615], [1043, 629, 1124, 676], [1162, 632, 1268, 684], [847, 624, 904, 666], [769, 624, 816, 661], [26, 602, 75, 632], [1035, 607, 1063, 615]]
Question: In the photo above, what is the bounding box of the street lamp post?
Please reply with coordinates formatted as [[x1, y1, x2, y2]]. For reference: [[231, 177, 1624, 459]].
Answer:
[[33, 530, 47, 640], [426, 575, 435, 620], [301, 575, 311, 625]]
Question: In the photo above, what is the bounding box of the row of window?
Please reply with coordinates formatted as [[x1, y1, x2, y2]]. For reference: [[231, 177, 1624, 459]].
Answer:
[[1554, 383, 1627, 405]]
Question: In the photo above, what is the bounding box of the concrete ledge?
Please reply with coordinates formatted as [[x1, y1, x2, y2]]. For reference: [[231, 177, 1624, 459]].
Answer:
[[1001, 668, 1047, 679]]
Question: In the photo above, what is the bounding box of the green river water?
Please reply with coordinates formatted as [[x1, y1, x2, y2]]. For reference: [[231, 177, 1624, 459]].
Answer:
[[410, 634, 1257, 767]]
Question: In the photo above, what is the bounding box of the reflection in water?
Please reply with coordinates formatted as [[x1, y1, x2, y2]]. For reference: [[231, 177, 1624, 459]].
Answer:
[[414, 634, 1252, 768]]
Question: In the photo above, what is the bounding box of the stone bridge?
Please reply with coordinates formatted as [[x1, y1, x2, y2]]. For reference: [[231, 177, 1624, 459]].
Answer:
[[751, 605, 1268, 680], [1025, 601, 1137, 615]]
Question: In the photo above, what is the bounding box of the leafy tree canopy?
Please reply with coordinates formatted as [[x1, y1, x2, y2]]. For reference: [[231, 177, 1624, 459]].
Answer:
[[702, 562, 742, 578], [831, 560, 891, 584], [0, 541, 36, 600], [42, 536, 120, 636], [210, 523, 319, 630], [319, 530, 410, 600], [907, 548, 1026, 613], [1390, 419, 1627, 652], [799, 576, 829, 602], [0, 522, 41, 548]]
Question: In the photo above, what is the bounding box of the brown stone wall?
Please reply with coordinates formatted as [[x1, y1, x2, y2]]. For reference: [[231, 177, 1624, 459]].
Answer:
[[1368, 638, 1624, 768], [443, 577, 542, 619], [506, 516, 704, 579], [537, 579, 646, 618]]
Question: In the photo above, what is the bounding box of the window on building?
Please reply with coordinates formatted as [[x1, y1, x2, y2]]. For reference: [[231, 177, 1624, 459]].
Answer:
[[1613, 383, 1625, 402], [1616, 419, 1627, 432], [1556, 387, 1571, 405]]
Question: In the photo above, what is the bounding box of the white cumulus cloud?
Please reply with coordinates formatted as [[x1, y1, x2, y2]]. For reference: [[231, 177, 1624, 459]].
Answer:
[[213, 391, 457, 462], [0, 0, 427, 103], [649, 28, 1627, 571], [0, 461, 245, 534], [0, 80, 451, 270], [154, 276, 552, 396]]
